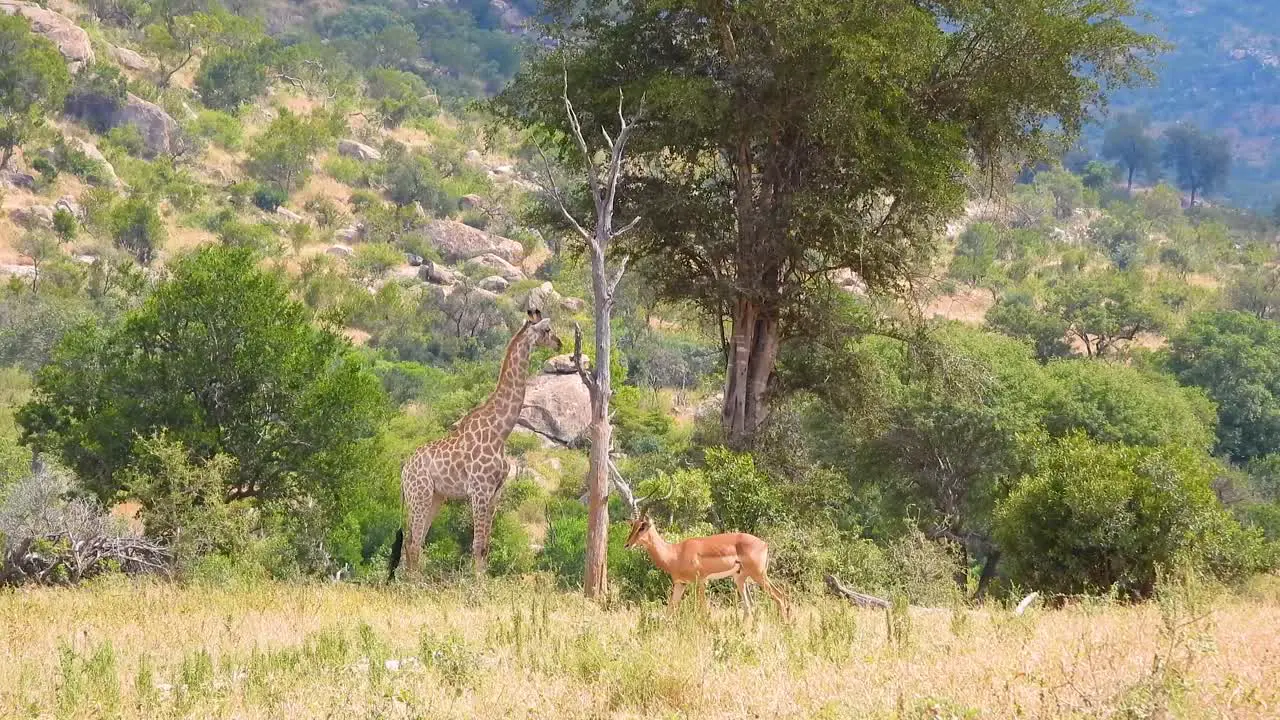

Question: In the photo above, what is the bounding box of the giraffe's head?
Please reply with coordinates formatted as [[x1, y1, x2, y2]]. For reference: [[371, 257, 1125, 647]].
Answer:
[[525, 308, 563, 352]]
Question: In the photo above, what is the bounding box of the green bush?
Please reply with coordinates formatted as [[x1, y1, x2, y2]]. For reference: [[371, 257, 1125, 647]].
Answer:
[[994, 434, 1271, 598], [705, 447, 782, 534], [252, 184, 287, 212]]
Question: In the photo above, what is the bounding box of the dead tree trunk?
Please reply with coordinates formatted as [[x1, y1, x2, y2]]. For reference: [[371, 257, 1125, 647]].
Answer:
[[538, 79, 644, 599]]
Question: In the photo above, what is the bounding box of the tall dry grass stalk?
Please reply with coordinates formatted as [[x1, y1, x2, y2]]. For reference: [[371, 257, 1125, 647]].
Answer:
[[2, 573, 1278, 719]]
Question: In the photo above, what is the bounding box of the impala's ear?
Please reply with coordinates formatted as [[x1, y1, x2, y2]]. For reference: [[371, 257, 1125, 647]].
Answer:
[[533, 308, 543, 322]]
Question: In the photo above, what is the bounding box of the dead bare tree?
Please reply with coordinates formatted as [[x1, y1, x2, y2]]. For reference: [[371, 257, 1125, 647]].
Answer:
[[537, 78, 643, 599]]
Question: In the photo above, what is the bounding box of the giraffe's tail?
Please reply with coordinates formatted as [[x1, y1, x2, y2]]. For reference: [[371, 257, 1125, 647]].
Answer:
[[387, 528, 404, 584]]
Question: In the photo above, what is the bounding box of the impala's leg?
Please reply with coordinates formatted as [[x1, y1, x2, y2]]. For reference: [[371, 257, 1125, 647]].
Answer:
[[757, 574, 790, 621], [668, 581, 687, 616], [404, 493, 445, 582], [734, 573, 752, 619]]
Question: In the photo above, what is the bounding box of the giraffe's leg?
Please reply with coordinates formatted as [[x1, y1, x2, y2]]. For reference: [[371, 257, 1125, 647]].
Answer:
[[470, 493, 497, 579], [404, 494, 445, 582]]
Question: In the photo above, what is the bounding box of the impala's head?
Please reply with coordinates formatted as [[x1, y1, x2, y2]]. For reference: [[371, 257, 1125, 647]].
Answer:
[[624, 508, 654, 549], [525, 308, 562, 352]]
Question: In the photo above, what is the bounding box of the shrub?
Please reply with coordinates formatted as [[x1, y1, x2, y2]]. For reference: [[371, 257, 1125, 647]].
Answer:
[[64, 64, 129, 133], [994, 434, 1270, 598], [107, 197, 166, 265], [251, 184, 287, 212], [195, 43, 272, 111], [704, 447, 781, 534], [52, 208, 78, 243], [188, 109, 244, 150]]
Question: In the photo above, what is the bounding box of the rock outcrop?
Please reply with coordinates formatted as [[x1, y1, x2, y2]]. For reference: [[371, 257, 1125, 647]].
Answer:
[[543, 354, 589, 374], [110, 45, 151, 71], [424, 219, 524, 264], [524, 281, 561, 313], [518, 372, 591, 445], [113, 94, 180, 158], [477, 275, 510, 293], [418, 261, 457, 285], [470, 253, 525, 281], [69, 138, 121, 188], [337, 139, 382, 162], [10, 205, 54, 230], [0, 2, 94, 71]]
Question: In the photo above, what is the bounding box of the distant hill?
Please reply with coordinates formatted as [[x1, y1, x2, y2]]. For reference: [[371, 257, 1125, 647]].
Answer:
[[1093, 0, 1280, 208]]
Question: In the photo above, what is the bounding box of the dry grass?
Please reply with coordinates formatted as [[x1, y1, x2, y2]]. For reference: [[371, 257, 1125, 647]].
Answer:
[[2, 576, 1278, 719]]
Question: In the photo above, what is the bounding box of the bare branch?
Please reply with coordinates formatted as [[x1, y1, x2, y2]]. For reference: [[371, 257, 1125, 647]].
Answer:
[[572, 322, 597, 393], [534, 143, 592, 242], [606, 256, 630, 301], [611, 216, 643, 240]]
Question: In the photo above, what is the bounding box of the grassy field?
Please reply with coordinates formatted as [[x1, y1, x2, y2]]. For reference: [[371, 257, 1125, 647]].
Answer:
[[2, 575, 1279, 719]]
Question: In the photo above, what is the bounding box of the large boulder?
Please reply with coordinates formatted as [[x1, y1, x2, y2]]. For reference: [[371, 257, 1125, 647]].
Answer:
[[113, 94, 181, 158], [543, 354, 589, 375], [424, 219, 524, 264], [276, 206, 304, 223], [524, 282, 562, 313], [0, 170, 36, 190], [477, 275, 510, 293], [0, 2, 94, 71], [10, 205, 54, 230], [110, 45, 151, 71], [337, 139, 382, 162], [54, 196, 83, 220], [470, 253, 525, 281], [418, 261, 456, 285], [518, 373, 591, 445], [69, 138, 121, 188]]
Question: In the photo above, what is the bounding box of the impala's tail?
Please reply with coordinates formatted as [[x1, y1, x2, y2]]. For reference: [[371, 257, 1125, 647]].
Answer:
[[387, 528, 404, 583]]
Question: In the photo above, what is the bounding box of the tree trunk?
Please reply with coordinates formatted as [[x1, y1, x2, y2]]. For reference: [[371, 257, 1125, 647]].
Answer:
[[975, 550, 1001, 602], [582, 240, 615, 599], [722, 297, 780, 449], [1126, 165, 1134, 191], [1189, 187, 1197, 207]]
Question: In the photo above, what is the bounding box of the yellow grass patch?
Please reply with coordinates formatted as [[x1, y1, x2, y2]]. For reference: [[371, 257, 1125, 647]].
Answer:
[[2, 577, 1277, 719]]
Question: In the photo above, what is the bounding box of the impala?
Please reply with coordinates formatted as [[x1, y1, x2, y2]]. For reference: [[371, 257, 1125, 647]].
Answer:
[[624, 504, 789, 620]]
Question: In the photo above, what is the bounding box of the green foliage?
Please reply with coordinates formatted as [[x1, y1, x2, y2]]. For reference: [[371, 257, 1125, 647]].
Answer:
[[247, 109, 330, 192], [1040, 361, 1217, 451], [1087, 215, 1146, 270], [949, 223, 999, 287], [985, 294, 1072, 362], [994, 434, 1269, 598], [365, 69, 436, 127], [701, 448, 781, 534], [351, 243, 404, 283], [1045, 270, 1164, 357], [187, 109, 244, 150], [379, 144, 456, 213], [1165, 310, 1280, 463], [1034, 169, 1087, 219], [251, 184, 287, 212], [121, 434, 248, 572], [195, 41, 274, 111], [107, 197, 166, 265], [64, 64, 129, 134], [0, 15, 71, 168], [1102, 112, 1160, 190], [52, 209, 77, 243], [1161, 124, 1231, 206], [18, 246, 389, 525]]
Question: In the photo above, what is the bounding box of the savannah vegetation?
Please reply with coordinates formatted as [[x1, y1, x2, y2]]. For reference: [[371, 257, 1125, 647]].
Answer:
[[0, 0, 1279, 717]]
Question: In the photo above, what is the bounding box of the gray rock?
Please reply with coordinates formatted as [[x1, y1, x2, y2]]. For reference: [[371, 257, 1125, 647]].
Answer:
[[418, 261, 456, 285], [424, 219, 524, 263], [477, 275, 510, 293], [405, 253, 424, 267], [326, 244, 354, 258], [113, 94, 181, 158], [459, 194, 485, 210], [337, 139, 382, 162], [525, 281, 561, 313], [543, 354, 589, 375], [518, 373, 592, 445], [54, 196, 83, 220], [335, 226, 362, 243], [10, 205, 54, 230], [68, 138, 120, 188], [110, 45, 151, 71], [276, 206, 304, 223], [470, 253, 525, 281], [0, 2, 94, 71], [0, 171, 36, 190], [560, 297, 586, 313]]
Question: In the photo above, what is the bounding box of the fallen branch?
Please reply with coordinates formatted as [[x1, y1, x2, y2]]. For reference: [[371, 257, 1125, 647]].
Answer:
[[824, 574, 891, 609], [1, 532, 172, 586], [1015, 591, 1040, 615]]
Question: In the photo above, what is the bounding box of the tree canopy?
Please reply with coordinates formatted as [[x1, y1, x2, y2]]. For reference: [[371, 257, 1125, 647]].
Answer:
[[1162, 124, 1231, 206], [18, 246, 389, 510], [496, 0, 1161, 446], [1102, 112, 1160, 190], [0, 15, 71, 169]]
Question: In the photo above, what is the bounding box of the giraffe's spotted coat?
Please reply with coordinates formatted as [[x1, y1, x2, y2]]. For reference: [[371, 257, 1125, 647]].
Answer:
[[399, 312, 562, 578]]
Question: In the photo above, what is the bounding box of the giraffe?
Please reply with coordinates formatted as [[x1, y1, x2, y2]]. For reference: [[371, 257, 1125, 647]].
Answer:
[[388, 308, 562, 581]]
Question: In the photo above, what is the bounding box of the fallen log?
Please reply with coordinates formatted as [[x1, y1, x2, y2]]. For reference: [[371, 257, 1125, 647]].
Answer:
[[824, 574, 891, 609]]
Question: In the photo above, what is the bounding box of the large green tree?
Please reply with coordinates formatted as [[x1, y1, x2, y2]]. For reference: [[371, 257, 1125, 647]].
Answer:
[[1165, 310, 1280, 463], [18, 245, 389, 509], [497, 0, 1159, 446], [0, 15, 71, 169], [1102, 111, 1159, 191], [1162, 124, 1231, 207]]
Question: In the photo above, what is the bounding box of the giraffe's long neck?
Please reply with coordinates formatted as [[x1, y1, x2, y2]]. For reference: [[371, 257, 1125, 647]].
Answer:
[[483, 324, 535, 438]]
